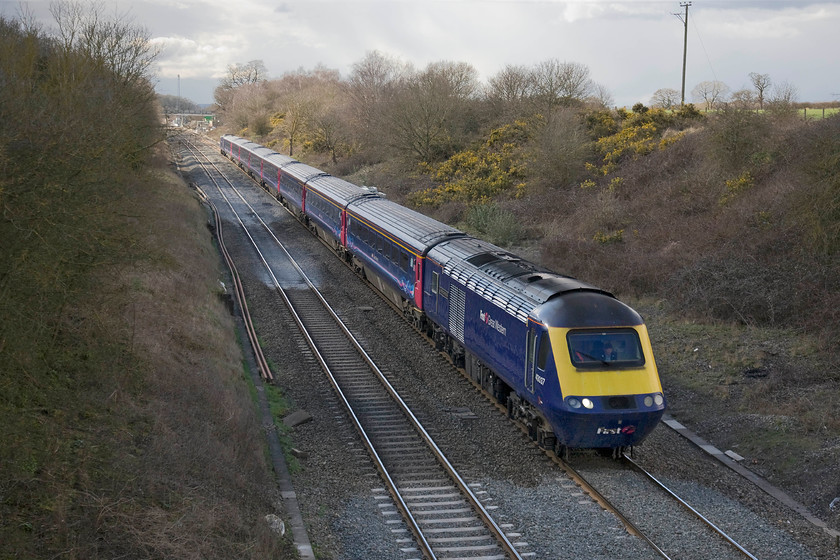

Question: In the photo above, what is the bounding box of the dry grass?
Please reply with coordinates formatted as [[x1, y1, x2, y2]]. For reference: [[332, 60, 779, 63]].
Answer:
[[0, 148, 294, 558]]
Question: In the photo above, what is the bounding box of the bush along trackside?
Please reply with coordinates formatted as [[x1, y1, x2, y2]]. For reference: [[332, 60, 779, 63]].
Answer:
[[1, 10, 294, 558]]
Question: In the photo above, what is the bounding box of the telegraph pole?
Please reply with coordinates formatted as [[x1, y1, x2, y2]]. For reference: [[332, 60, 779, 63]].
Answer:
[[677, 2, 691, 105]]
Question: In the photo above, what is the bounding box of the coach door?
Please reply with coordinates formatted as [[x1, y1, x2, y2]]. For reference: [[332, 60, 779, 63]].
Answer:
[[525, 325, 536, 393], [428, 270, 439, 314]]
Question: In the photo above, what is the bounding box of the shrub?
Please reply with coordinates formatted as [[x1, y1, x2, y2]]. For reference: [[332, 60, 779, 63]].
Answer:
[[529, 109, 592, 188], [664, 246, 821, 327], [720, 171, 754, 205], [586, 107, 701, 179], [464, 203, 525, 246], [707, 106, 772, 170], [794, 116, 840, 256], [410, 120, 531, 206], [593, 229, 624, 244]]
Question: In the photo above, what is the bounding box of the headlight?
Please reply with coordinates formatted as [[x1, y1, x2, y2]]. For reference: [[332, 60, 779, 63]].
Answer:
[[644, 396, 654, 407], [567, 398, 581, 409], [581, 398, 594, 409], [654, 394, 664, 406]]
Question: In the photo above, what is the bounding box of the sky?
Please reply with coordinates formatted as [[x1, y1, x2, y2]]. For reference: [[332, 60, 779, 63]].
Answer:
[[3, 0, 839, 108]]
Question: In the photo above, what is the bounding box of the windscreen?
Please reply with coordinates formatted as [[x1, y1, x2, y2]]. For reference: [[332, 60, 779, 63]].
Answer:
[[567, 328, 645, 368]]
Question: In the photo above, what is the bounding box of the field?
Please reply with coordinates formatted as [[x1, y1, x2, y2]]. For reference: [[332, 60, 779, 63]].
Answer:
[[801, 107, 839, 120]]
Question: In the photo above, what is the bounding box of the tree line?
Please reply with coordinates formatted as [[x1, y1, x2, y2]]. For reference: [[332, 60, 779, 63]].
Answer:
[[0, 0, 162, 458], [1, 2, 161, 344], [213, 53, 617, 165], [213, 54, 826, 170], [651, 72, 811, 112]]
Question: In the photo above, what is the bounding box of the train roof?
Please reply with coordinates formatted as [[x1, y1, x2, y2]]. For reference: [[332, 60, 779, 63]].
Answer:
[[227, 136, 258, 149], [264, 152, 297, 168], [282, 161, 329, 184], [347, 196, 464, 255], [251, 146, 277, 159], [306, 175, 382, 207], [427, 236, 623, 325]]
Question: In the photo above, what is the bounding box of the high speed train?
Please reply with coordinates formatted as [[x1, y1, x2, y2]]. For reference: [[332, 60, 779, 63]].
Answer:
[[221, 134, 666, 454]]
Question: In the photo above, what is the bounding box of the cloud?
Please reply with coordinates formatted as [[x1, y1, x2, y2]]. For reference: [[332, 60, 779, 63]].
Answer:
[[152, 34, 245, 79], [708, 4, 836, 40], [7, 0, 835, 105]]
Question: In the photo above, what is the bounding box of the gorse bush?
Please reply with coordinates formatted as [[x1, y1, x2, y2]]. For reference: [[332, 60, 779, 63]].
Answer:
[[720, 171, 754, 205], [411, 120, 532, 206], [586, 106, 703, 177]]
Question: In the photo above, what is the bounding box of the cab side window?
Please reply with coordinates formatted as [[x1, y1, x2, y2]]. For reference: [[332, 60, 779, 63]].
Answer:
[[536, 335, 549, 371]]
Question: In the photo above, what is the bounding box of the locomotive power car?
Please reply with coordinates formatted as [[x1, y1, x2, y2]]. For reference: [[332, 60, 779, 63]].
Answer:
[[220, 134, 666, 454]]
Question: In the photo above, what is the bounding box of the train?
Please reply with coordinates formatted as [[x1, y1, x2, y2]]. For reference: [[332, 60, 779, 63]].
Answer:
[[220, 134, 666, 455]]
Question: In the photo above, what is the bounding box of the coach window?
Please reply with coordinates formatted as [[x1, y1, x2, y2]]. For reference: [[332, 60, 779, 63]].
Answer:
[[537, 333, 549, 371], [401, 252, 409, 272]]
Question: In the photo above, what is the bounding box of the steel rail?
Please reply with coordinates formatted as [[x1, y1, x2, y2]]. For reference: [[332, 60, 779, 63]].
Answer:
[[182, 138, 434, 556], [215, 173, 524, 560], [176, 140, 274, 382], [551, 455, 672, 559], [187, 136, 521, 559], [622, 453, 759, 559]]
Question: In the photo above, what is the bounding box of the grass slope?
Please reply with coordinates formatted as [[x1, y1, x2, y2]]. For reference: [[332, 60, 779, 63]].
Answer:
[[0, 147, 294, 558]]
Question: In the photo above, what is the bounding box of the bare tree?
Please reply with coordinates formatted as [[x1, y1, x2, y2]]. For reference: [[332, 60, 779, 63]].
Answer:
[[586, 82, 614, 109], [748, 72, 771, 110], [47, 0, 159, 168], [530, 107, 592, 187], [215, 59, 267, 110], [691, 80, 730, 111], [158, 94, 198, 115], [345, 50, 411, 155], [529, 59, 593, 116], [222, 59, 267, 88], [729, 89, 756, 110], [310, 102, 352, 163], [487, 64, 532, 105], [767, 80, 799, 118], [650, 88, 681, 109], [385, 60, 480, 161], [769, 80, 798, 105], [484, 64, 534, 124], [50, 1, 159, 88]]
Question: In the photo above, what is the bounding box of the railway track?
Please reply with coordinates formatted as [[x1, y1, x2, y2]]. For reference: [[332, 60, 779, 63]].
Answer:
[[177, 132, 819, 559], [553, 452, 758, 560], [622, 453, 757, 558], [178, 135, 526, 559]]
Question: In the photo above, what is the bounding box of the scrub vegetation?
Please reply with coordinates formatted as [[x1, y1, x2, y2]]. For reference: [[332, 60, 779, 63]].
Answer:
[[1, 7, 292, 558], [218, 53, 840, 526]]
